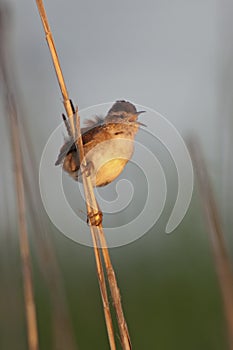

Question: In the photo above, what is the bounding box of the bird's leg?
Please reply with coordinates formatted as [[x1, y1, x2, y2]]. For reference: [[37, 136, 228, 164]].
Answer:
[[80, 160, 94, 177], [86, 208, 103, 226]]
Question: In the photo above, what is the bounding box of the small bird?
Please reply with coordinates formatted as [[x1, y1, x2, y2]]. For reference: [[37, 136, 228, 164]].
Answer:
[[55, 100, 145, 187]]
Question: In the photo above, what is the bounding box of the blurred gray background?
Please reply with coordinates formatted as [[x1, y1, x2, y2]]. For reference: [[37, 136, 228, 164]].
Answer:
[[1, 0, 233, 349]]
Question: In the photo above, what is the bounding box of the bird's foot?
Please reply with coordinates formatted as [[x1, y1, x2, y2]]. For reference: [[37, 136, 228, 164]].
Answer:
[[87, 210, 103, 226], [81, 161, 94, 177]]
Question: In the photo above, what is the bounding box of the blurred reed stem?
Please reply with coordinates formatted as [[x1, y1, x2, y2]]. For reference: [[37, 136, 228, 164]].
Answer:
[[188, 138, 233, 350], [0, 6, 39, 350], [21, 136, 78, 350]]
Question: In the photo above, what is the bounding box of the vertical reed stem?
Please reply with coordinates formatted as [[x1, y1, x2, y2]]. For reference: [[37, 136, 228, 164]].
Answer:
[[34, 1, 121, 349], [0, 6, 39, 350], [75, 111, 116, 350], [34, 1, 132, 348], [188, 139, 233, 350], [8, 97, 39, 350]]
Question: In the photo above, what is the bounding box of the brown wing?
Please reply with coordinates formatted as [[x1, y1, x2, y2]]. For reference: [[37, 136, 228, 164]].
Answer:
[[55, 139, 77, 165], [55, 123, 110, 166], [82, 124, 107, 144]]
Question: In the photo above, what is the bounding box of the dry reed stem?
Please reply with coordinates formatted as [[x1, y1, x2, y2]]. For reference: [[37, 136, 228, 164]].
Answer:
[[34, 1, 119, 349], [0, 6, 79, 346], [8, 100, 39, 350], [97, 231, 131, 349], [1, 17, 77, 350], [34, 1, 132, 348], [22, 161, 78, 350], [0, 6, 39, 350], [75, 111, 117, 350], [188, 138, 233, 350], [0, 173, 26, 349], [35, 0, 73, 117], [74, 103, 131, 350], [16, 76, 77, 348]]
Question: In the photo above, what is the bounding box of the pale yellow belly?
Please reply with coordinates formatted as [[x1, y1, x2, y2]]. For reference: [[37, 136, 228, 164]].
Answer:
[[84, 138, 134, 187], [94, 158, 128, 186]]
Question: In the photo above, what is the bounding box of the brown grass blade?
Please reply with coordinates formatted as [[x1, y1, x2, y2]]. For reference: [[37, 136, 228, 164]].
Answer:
[[0, 5, 39, 350], [0, 173, 26, 350], [16, 68, 78, 349], [22, 159, 78, 350], [188, 138, 233, 350], [1, 3, 78, 348]]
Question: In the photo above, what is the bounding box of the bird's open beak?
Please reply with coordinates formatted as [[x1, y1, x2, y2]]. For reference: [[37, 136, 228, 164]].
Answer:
[[136, 111, 146, 115], [135, 111, 146, 126]]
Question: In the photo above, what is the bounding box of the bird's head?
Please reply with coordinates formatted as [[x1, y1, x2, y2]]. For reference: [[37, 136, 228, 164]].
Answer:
[[105, 100, 146, 126]]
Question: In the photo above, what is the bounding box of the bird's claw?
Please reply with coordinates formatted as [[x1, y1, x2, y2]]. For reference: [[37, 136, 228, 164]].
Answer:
[[87, 210, 103, 226]]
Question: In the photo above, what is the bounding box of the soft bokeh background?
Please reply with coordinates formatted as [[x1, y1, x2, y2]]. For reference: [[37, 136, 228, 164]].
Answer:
[[1, 0, 233, 349]]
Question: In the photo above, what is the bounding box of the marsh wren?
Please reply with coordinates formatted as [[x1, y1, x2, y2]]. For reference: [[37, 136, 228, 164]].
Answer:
[[55, 101, 145, 187]]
